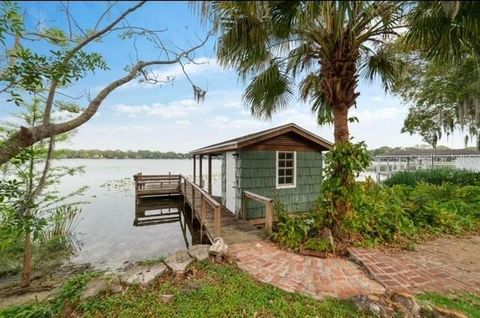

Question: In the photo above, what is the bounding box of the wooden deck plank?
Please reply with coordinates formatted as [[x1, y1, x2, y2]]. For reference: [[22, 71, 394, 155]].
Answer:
[[134, 173, 266, 245], [183, 183, 266, 245]]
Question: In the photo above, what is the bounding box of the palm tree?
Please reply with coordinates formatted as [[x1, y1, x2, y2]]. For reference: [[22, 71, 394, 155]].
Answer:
[[199, 1, 480, 239], [199, 2, 405, 238], [200, 1, 404, 144]]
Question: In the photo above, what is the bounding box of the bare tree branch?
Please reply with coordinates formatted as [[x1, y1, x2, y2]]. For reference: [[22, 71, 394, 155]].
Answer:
[[42, 1, 147, 125], [0, 32, 210, 166]]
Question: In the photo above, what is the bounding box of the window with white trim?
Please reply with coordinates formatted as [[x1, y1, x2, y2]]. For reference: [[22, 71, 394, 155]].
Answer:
[[276, 151, 296, 188]]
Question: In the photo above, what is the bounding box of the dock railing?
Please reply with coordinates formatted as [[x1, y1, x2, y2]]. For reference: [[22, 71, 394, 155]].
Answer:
[[242, 191, 273, 235], [180, 175, 222, 237], [134, 173, 181, 202]]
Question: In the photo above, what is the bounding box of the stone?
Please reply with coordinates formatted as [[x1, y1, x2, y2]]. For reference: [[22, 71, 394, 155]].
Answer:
[[109, 283, 123, 294], [188, 244, 210, 261], [159, 294, 174, 303], [165, 249, 194, 273], [391, 292, 421, 317], [208, 237, 228, 256], [318, 227, 335, 249], [432, 307, 468, 318], [121, 263, 167, 286], [80, 278, 109, 300]]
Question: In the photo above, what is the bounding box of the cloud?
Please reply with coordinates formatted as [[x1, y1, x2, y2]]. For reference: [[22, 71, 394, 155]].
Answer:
[[112, 99, 205, 119], [112, 126, 155, 134], [372, 96, 383, 102], [175, 120, 191, 126], [350, 107, 406, 125]]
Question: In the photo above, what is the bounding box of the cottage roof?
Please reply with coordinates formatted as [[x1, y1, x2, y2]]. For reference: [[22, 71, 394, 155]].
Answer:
[[190, 123, 333, 155]]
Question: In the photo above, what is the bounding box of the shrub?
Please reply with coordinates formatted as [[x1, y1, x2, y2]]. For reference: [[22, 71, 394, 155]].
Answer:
[[271, 201, 311, 250], [344, 179, 417, 247], [345, 180, 480, 247], [384, 168, 480, 187]]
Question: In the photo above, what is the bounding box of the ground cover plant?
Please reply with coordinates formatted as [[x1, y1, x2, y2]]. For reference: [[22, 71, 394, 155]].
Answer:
[[0, 261, 372, 318], [417, 292, 480, 318]]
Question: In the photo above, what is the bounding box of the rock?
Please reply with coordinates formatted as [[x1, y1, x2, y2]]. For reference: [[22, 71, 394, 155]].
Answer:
[[318, 227, 335, 250], [432, 307, 468, 318], [121, 263, 167, 286], [109, 283, 123, 294], [159, 294, 174, 303], [208, 237, 228, 256], [164, 249, 194, 272], [80, 278, 109, 300], [391, 292, 421, 317], [188, 245, 210, 261], [369, 303, 382, 315]]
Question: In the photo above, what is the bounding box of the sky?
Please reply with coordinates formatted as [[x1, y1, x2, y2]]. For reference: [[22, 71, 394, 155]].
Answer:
[[1, 1, 471, 152]]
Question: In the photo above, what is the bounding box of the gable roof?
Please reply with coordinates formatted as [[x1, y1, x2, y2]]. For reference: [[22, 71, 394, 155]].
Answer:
[[190, 123, 333, 155]]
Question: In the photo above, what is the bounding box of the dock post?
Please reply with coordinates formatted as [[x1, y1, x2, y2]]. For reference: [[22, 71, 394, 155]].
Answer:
[[214, 206, 221, 237], [242, 192, 247, 220], [193, 155, 196, 184], [191, 183, 196, 227], [200, 194, 206, 242], [199, 154, 203, 188], [208, 155, 212, 194], [265, 200, 273, 235]]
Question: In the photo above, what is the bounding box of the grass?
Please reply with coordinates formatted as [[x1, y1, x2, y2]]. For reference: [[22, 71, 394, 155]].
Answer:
[[417, 292, 480, 317], [0, 261, 373, 318]]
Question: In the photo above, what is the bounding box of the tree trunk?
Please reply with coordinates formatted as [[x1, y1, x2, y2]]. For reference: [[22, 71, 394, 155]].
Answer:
[[333, 105, 350, 143], [20, 230, 32, 288]]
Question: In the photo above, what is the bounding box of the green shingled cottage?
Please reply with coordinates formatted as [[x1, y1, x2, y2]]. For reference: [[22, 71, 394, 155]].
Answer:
[[190, 123, 332, 220]]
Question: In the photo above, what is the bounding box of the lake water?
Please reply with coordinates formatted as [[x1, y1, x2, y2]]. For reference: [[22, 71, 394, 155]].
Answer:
[[55, 159, 221, 270]]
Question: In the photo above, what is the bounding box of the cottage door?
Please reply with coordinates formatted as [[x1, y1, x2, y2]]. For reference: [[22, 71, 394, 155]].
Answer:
[[225, 152, 237, 213]]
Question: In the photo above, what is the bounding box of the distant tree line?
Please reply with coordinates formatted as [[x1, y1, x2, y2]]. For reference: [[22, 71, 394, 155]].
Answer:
[[54, 149, 192, 159]]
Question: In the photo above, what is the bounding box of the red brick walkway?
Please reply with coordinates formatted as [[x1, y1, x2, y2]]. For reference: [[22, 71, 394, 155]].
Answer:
[[228, 241, 385, 299], [349, 236, 480, 294]]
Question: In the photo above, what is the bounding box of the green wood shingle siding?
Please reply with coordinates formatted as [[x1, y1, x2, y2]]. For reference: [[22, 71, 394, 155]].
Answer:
[[237, 151, 323, 219]]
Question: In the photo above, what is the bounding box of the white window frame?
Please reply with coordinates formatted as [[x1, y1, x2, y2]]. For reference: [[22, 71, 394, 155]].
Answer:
[[276, 151, 297, 189]]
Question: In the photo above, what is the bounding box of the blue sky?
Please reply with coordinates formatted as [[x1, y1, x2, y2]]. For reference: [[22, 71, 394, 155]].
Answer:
[[2, 1, 470, 152]]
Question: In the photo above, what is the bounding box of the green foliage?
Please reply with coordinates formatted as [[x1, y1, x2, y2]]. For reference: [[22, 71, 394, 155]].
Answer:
[[54, 148, 192, 159], [205, 2, 405, 123], [79, 262, 370, 318], [319, 141, 371, 231], [417, 292, 480, 318], [0, 272, 97, 317], [0, 2, 23, 45], [384, 168, 480, 187], [271, 201, 311, 250], [345, 179, 416, 247], [345, 180, 480, 247]]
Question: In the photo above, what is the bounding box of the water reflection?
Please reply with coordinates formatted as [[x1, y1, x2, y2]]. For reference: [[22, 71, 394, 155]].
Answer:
[[134, 196, 207, 250]]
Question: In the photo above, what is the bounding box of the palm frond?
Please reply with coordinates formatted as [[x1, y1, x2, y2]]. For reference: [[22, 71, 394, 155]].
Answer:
[[243, 61, 293, 119]]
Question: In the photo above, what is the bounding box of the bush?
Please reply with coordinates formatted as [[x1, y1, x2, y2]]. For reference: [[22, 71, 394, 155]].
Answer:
[[345, 180, 480, 247], [271, 201, 312, 251], [384, 168, 480, 187]]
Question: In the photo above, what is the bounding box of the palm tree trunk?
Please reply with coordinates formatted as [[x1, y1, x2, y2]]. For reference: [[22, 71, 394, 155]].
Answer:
[[333, 105, 349, 143], [20, 230, 32, 288]]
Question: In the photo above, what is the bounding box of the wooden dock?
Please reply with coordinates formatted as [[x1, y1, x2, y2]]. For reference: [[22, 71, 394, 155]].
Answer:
[[134, 173, 267, 245]]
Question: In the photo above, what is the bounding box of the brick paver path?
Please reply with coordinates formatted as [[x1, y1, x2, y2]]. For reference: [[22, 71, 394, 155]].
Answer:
[[349, 236, 480, 294], [228, 241, 385, 299]]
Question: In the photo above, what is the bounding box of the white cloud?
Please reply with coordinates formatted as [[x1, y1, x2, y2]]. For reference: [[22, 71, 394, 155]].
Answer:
[[372, 96, 383, 102], [175, 120, 191, 126], [112, 126, 155, 134], [112, 99, 205, 119], [350, 107, 406, 125]]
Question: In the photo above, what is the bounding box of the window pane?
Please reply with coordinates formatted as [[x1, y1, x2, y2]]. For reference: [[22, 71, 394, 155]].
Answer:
[[279, 152, 286, 159], [278, 176, 285, 184], [284, 168, 293, 177], [285, 176, 293, 184], [286, 152, 293, 160], [279, 160, 285, 167], [279, 169, 286, 176], [285, 160, 293, 168]]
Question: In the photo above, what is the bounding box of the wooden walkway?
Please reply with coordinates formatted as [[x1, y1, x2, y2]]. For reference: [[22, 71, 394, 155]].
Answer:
[[134, 173, 266, 245]]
